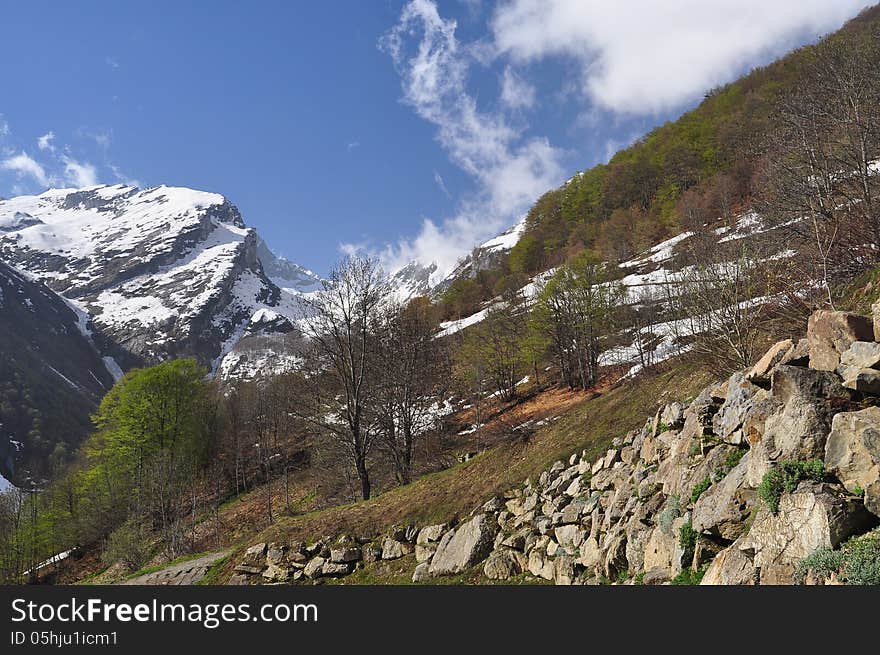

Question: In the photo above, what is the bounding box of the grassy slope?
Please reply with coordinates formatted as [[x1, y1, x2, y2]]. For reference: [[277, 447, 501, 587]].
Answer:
[[212, 359, 714, 583]]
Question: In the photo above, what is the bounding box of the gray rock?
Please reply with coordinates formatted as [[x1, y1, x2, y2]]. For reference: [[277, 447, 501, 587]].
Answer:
[[602, 531, 628, 580], [807, 310, 874, 371], [825, 406, 880, 517], [527, 548, 555, 580], [428, 514, 497, 576], [700, 544, 755, 585], [840, 340, 880, 369], [713, 372, 763, 444], [554, 524, 585, 550], [483, 549, 523, 580], [840, 367, 880, 394], [381, 538, 412, 560], [361, 546, 382, 564], [261, 563, 290, 581], [329, 546, 361, 564], [415, 545, 435, 563], [265, 543, 286, 566], [746, 339, 794, 388], [746, 365, 850, 487], [661, 402, 685, 429], [303, 557, 325, 579], [554, 555, 577, 585], [321, 561, 351, 577], [411, 562, 430, 583], [739, 481, 875, 584], [241, 543, 267, 567], [643, 566, 671, 585], [692, 452, 752, 540]]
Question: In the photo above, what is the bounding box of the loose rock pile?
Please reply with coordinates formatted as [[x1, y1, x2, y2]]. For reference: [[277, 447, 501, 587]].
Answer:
[[231, 309, 880, 585]]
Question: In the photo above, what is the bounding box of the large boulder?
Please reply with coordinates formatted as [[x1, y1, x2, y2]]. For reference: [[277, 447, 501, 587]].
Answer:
[[713, 373, 764, 445], [807, 310, 873, 372], [692, 452, 753, 541], [700, 544, 756, 585], [738, 481, 875, 584], [746, 366, 849, 487], [825, 407, 880, 517], [840, 340, 880, 369], [746, 339, 803, 388], [428, 514, 497, 576]]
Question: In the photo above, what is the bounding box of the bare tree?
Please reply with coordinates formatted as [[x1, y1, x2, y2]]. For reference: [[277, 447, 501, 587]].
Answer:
[[757, 28, 880, 307], [298, 257, 390, 500], [375, 297, 450, 485], [531, 254, 625, 389], [675, 238, 770, 372]]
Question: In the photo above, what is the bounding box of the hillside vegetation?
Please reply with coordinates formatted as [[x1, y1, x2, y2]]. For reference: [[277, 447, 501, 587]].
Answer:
[[439, 4, 880, 318]]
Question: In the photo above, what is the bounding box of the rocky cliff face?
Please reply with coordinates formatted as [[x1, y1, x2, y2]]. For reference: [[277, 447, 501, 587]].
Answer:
[[0, 185, 308, 370], [230, 308, 880, 586], [0, 260, 115, 486]]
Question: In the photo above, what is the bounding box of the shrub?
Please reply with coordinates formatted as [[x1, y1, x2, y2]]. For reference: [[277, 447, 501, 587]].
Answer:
[[102, 518, 152, 572], [722, 447, 746, 472], [671, 565, 708, 585], [690, 477, 712, 503], [797, 529, 880, 585], [679, 520, 699, 564], [840, 531, 880, 585], [758, 459, 826, 514], [758, 468, 786, 514]]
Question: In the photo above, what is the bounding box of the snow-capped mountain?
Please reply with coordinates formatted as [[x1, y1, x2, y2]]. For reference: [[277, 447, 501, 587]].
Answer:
[[0, 259, 115, 487], [389, 217, 527, 299], [256, 237, 323, 294], [0, 184, 308, 371], [436, 218, 527, 293]]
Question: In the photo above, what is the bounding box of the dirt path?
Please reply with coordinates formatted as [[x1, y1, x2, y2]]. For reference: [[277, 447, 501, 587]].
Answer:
[[122, 550, 231, 585]]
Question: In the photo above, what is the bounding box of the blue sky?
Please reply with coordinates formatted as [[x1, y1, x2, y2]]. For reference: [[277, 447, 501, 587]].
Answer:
[[0, 1, 872, 277]]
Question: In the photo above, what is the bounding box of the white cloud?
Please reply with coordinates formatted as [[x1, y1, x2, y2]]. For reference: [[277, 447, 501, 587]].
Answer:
[[491, 0, 869, 114], [61, 156, 98, 187], [378, 0, 564, 280], [1, 152, 51, 187], [499, 66, 535, 110], [37, 131, 56, 152], [110, 164, 140, 188], [0, 116, 9, 138], [347, 141, 360, 151], [434, 170, 452, 199]]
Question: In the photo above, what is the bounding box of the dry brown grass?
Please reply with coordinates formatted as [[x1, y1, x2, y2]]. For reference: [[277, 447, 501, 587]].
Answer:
[[228, 359, 713, 564]]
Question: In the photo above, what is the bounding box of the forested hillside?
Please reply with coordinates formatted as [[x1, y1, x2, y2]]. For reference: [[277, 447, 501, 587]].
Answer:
[[439, 4, 880, 318]]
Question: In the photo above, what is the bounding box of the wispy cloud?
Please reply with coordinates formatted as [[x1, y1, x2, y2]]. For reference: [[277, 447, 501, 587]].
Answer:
[[110, 164, 141, 188], [491, 0, 868, 114], [61, 155, 98, 187], [499, 66, 535, 110], [434, 170, 452, 199], [0, 117, 137, 196], [347, 141, 361, 151], [37, 131, 56, 152], [377, 0, 564, 280], [106, 56, 120, 70], [1, 152, 52, 187]]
